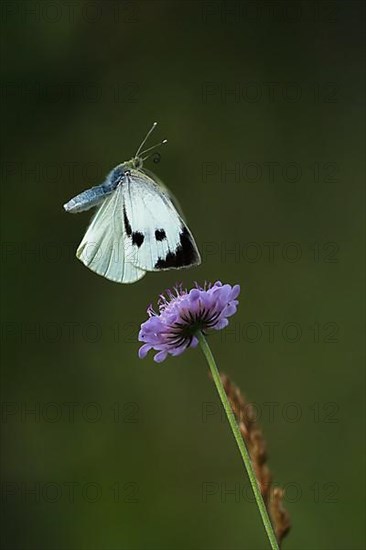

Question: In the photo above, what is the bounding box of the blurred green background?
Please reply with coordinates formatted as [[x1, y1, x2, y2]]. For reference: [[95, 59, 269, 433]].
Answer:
[[1, 1, 365, 549]]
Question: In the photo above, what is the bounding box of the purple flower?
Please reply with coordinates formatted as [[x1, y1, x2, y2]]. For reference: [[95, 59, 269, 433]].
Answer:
[[138, 281, 240, 363]]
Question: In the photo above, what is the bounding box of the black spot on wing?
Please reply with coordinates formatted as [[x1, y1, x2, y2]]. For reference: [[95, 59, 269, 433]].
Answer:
[[123, 206, 132, 237], [155, 229, 166, 241], [132, 231, 144, 248], [155, 227, 199, 269]]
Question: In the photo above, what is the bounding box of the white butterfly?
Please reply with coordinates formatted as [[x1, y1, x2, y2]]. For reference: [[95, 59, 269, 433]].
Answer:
[[64, 123, 201, 283]]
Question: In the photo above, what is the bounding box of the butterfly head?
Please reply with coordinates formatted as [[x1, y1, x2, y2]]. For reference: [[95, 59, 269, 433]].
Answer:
[[121, 155, 144, 173], [128, 156, 144, 170]]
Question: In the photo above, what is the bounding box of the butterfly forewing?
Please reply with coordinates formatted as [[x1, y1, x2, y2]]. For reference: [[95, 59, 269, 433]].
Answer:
[[122, 172, 201, 272]]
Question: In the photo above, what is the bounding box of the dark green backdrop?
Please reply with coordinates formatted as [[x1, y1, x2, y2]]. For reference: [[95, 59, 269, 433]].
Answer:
[[1, 1, 365, 549]]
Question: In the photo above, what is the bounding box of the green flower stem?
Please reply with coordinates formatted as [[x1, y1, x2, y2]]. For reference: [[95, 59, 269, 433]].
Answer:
[[198, 332, 279, 550]]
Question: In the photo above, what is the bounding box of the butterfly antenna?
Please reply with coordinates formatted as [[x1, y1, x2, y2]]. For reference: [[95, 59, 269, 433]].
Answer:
[[141, 139, 168, 160], [135, 122, 158, 157]]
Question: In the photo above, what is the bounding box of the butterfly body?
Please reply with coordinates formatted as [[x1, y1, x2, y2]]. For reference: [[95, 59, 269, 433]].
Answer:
[[64, 138, 201, 284]]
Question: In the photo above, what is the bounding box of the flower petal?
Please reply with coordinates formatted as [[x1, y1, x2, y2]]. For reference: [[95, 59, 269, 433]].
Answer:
[[154, 350, 168, 363], [138, 344, 151, 359], [215, 318, 229, 330]]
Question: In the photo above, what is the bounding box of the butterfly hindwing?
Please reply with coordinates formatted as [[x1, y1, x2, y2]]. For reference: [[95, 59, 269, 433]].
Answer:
[[76, 185, 146, 284], [122, 172, 201, 272]]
